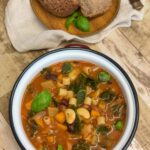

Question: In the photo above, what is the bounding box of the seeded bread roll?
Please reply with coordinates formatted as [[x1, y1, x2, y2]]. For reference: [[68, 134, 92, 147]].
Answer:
[[38, 0, 79, 17], [31, 0, 119, 35], [79, 0, 112, 18]]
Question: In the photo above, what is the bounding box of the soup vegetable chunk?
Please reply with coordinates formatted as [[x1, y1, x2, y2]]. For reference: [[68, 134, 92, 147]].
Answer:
[[21, 61, 127, 150]]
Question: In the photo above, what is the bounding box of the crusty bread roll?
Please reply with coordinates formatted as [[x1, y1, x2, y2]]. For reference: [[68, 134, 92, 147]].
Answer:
[[38, 0, 79, 17], [31, 0, 120, 36], [79, 0, 112, 18]]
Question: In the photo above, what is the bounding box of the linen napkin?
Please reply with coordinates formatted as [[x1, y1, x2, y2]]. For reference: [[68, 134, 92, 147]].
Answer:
[[5, 0, 144, 52]]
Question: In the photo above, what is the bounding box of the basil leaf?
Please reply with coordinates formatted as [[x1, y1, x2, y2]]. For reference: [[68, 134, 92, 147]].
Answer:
[[66, 16, 75, 29], [65, 11, 79, 29], [31, 90, 52, 112], [74, 15, 90, 32], [62, 62, 72, 74], [98, 71, 111, 82], [77, 89, 86, 105]]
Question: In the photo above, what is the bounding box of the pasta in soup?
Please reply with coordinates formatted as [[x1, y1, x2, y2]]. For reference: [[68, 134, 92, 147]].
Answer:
[[21, 61, 127, 150]]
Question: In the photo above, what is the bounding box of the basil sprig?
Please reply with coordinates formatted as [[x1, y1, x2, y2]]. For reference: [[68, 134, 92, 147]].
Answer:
[[31, 90, 52, 112], [65, 11, 90, 32]]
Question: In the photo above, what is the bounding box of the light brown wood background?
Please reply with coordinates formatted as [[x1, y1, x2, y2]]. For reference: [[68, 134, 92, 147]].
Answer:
[[0, 0, 150, 149]]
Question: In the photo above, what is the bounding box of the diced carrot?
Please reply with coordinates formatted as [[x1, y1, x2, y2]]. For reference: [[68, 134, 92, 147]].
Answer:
[[99, 101, 106, 110], [56, 123, 67, 131], [55, 112, 66, 124], [35, 118, 45, 128], [47, 135, 55, 143], [67, 141, 72, 150], [58, 74, 63, 81], [25, 101, 32, 110], [91, 110, 100, 117]]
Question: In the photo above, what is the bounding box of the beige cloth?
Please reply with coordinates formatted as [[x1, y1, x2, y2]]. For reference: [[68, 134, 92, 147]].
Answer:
[[5, 0, 143, 52]]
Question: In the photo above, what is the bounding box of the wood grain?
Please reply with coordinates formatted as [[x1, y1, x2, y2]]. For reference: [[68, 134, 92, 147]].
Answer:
[[94, 30, 150, 107]]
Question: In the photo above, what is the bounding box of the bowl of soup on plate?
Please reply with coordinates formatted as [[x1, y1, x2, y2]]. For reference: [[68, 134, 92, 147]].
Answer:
[[9, 45, 139, 150]]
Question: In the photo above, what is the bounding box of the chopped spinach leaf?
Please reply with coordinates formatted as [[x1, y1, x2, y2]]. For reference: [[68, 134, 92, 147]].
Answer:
[[100, 90, 117, 101], [77, 89, 86, 105], [40, 68, 51, 80], [69, 82, 80, 93], [86, 77, 98, 89], [67, 113, 82, 134], [28, 110, 36, 119], [52, 98, 59, 107], [28, 120, 38, 137], [69, 73, 98, 93], [74, 114, 82, 133], [72, 140, 90, 150], [96, 125, 111, 135], [62, 62, 72, 74]]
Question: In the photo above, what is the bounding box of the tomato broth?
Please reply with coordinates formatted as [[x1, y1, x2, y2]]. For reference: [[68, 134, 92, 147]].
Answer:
[[21, 61, 127, 150]]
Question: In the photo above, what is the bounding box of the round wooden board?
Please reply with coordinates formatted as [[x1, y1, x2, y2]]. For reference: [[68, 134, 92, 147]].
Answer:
[[31, 0, 120, 36]]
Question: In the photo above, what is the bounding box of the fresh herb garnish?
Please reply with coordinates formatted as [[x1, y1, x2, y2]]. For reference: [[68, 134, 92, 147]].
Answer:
[[74, 15, 90, 32], [65, 11, 79, 29], [66, 11, 90, 32], [31, 90, 52, 112]]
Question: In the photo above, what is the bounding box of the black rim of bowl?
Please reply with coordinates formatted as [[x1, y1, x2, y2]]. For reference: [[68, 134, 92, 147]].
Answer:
[[9, 48, 139, 150]]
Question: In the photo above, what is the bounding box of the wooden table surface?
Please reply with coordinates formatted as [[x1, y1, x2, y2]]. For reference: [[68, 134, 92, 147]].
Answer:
[[0, 0, 150, 149]]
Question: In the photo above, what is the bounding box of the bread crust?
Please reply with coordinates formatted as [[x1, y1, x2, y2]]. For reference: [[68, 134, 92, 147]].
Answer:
[[79, 0, 112, 18], [31, 0, 120, 36], [38, 0, 79, 17]]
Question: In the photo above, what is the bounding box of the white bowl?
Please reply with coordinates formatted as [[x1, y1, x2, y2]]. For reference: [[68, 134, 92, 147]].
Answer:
[[9, 45, 139, 150]]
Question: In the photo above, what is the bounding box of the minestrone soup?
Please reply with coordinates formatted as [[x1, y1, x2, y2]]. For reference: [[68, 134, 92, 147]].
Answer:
[[21, 61, 127, 150]]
